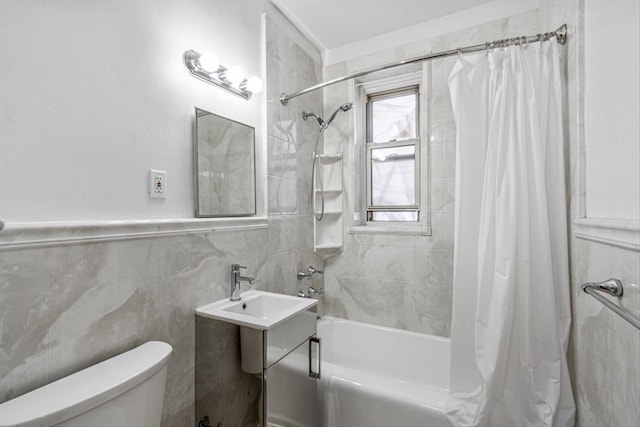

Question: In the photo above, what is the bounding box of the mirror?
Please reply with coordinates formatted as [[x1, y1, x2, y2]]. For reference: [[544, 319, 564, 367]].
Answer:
[[194, 107, 256, 217]]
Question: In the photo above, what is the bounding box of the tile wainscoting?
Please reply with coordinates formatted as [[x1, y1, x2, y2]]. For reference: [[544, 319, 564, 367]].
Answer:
[[571, 218, 640, 427], [0, 219, 268, 425]]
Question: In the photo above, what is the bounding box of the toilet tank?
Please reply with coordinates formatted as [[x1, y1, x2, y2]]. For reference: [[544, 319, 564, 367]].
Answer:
[[0, 341, 172, 427]]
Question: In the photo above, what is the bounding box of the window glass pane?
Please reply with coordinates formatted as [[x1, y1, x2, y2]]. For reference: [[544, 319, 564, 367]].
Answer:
[[371, 93, 416, 142], [369, 211, 418, 222], [370, 145, 415, 206]]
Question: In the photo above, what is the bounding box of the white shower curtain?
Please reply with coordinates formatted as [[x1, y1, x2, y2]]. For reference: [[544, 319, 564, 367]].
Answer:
[[445, 39, 575, 426]]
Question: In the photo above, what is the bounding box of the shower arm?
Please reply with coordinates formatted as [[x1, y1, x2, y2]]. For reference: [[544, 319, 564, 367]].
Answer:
[[280, 24, 568, 105]]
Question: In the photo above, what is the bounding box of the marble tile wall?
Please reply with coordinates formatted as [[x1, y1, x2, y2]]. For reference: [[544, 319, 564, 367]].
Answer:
[[569, 237, 639, 426], [321, 10, 542, 338], [264, 16, 325, 297], [322, 0, 639, 424], [193, 16, 327, 425], [0, 228, 268, 426], [195, 316, 261, 427], [2, 3, 636, 427], [0, 14, 323, 427], [539, 1, 640, 425]]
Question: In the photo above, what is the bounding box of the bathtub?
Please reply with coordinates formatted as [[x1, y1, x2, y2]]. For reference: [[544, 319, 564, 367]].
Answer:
[[317, 316, 451, 427]]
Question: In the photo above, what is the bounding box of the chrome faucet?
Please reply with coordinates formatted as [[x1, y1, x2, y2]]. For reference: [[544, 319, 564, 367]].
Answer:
[[297, 266, 323, 281], [230, 264, 254, 301]]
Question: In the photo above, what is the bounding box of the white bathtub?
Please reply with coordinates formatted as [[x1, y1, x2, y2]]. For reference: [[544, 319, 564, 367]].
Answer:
[[317, 316, 452, 427]]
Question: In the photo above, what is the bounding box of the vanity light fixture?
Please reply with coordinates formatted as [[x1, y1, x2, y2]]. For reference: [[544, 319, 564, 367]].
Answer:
[[183, 50, 263, 100]]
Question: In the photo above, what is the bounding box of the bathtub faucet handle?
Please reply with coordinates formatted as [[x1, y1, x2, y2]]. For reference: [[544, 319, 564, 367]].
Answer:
[[308, 286, 323, 297], [297, 266, 323, 281], [296, 286, 324, 298], [308, 266, 323, 277]]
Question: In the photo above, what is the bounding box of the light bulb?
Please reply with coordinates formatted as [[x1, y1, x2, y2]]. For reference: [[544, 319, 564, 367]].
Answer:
[[245, 76, 263, 94], [198, 52, 219, 72], [225, 65, 244, 85]]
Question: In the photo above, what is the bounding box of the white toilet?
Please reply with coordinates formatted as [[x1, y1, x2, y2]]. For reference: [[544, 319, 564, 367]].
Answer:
[[0, 341, 172, 427]]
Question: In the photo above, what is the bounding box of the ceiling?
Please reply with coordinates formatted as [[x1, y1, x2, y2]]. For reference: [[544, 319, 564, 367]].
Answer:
[[272, 0, 498, 51]]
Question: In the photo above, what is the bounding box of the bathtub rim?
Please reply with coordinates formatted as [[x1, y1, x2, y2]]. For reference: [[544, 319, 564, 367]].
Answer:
[[317, 315, 452, 344]]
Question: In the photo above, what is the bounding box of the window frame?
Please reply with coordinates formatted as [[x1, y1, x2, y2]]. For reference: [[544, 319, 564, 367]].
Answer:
[[365, 86, 421, 221], [350, 69, 431, 236]]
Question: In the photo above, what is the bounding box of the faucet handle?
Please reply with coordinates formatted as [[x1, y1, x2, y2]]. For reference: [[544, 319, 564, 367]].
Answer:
[[297, 266, 323, 281], [308, 266, 323, 275], [232, 264, 247, 271], [308, 286, 324, 296]]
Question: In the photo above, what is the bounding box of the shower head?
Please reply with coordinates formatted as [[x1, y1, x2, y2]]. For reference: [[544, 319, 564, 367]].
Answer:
[[302, 111, 325, 128], [302, 102, 353, 131], [325, 103, 353, 128]]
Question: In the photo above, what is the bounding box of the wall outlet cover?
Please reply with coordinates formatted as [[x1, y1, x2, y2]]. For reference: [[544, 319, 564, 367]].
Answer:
[[149, 169, 166, 199]]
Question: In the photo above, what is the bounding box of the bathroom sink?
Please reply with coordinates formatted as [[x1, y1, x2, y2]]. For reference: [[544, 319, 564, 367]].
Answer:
[[195, 290, 317, 330]]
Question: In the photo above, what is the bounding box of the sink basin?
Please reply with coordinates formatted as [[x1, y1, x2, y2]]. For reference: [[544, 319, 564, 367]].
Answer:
[[196, 290, 317, 330]]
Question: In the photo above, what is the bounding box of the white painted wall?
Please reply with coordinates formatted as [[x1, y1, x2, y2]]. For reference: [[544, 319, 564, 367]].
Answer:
[[0, 0, 272, 222], [584, 0, 640, 220]]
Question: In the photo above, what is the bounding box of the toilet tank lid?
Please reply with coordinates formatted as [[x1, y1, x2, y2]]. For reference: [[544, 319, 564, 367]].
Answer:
[[0, 341, 172, 427]]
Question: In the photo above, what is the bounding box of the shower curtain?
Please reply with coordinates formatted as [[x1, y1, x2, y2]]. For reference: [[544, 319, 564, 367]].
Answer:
[[445, 39, 575, 426]]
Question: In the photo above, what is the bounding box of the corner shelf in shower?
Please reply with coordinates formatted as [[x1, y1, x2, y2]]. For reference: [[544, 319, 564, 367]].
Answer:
[[314, 244, 343, 256], [314, 211, 342, 217], [317, 154, 343, 162], [314, 189, 342, 195], [314, 153, 344, 258]]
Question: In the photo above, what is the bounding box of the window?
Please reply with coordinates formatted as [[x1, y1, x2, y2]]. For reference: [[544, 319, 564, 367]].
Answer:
[[351, 71, 430, 235], [366, 87, 420, 222]]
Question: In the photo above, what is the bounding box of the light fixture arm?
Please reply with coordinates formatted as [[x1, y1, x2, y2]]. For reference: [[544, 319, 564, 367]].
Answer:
[[183, 50, 260, 100]]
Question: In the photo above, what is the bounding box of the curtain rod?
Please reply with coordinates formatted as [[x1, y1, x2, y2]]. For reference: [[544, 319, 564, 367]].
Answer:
[[280, 24, 568, 105]]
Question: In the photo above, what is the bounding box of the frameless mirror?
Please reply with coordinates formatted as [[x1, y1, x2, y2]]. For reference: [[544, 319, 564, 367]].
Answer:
[[194, 107, 256, 217]]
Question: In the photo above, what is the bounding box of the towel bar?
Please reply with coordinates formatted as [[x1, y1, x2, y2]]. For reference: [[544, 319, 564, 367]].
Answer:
[[582, 278, 640, 330]]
